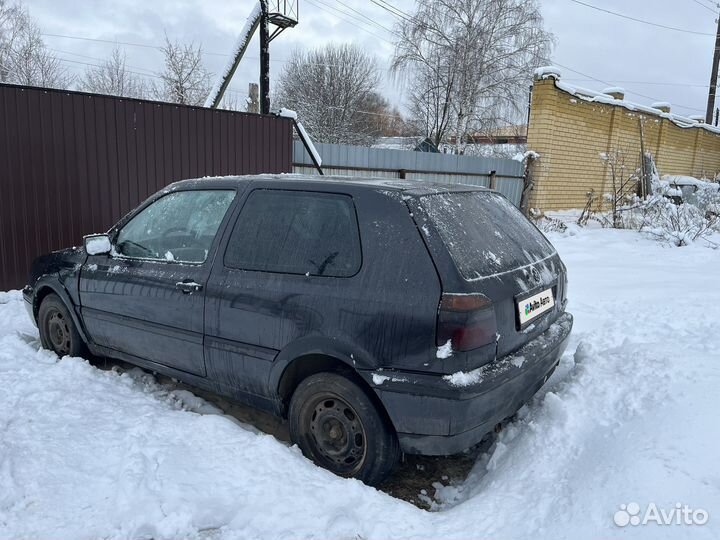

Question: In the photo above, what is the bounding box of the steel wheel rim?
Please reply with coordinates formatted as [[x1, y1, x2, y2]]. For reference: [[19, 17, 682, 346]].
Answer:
[[47, 309, 71, 355], [308, 393, 367, 475]]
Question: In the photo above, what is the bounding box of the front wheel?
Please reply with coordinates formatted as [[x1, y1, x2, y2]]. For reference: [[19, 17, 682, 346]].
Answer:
[[288, 372, 399, 485], [38, 293, 86, 358]]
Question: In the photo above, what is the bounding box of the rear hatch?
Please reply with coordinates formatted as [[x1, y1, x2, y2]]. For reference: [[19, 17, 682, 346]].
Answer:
[[411, 190, 568, 363]]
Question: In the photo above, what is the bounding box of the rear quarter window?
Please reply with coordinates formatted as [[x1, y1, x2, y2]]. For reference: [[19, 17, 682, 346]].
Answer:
[[224, 190, 362, 277], [420, 191, 556, 280]]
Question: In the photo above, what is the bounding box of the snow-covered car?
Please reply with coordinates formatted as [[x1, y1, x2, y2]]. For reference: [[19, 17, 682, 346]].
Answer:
[[662, 175, 720, 216], [22, 174, 572, 485]]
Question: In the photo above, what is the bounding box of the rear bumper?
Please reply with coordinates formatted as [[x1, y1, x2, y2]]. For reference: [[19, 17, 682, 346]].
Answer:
[[363, 312, 573, 455]]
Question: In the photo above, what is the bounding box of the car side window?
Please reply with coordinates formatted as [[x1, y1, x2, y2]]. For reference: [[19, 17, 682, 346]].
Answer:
[[115, 189, 235, 263], [224, 190, 362, 277]]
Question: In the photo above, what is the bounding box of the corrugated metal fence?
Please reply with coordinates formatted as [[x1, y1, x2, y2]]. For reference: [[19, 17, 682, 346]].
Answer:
[[0, 84, 293, 291], [293, 140, 525, 205]]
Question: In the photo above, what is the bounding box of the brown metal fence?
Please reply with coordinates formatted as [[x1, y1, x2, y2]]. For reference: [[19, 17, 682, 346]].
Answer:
[[0, 83, 293, 291]]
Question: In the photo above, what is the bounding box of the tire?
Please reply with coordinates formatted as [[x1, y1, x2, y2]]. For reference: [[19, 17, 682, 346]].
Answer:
[[38, 293, 86, 358], [289, 372, 399, 485]]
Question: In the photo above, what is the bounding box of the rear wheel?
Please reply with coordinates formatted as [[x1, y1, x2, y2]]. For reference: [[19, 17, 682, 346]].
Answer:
[[289, 372, 399, 485], [38, 293, 85, 358]]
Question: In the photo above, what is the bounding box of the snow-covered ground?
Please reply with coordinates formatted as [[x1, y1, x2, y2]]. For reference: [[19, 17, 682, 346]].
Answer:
[[1, 226, 719, 539]]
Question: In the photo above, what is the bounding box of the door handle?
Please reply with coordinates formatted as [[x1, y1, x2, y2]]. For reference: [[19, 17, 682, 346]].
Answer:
[[176, 281, 203, 294]]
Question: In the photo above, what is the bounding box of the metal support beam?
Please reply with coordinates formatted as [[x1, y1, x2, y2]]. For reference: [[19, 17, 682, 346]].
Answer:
[[204, 2, 261, 108], [260, 0, 271, 115], [706, 16, 720, 124]]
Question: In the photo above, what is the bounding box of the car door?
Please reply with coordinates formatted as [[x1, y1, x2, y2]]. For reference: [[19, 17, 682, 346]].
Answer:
[[203, 187, 363, 399], [79, 188, 237, 376]]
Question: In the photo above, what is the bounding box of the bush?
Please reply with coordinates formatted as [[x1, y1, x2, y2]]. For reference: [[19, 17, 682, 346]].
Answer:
[[625, 176, 720, 246]]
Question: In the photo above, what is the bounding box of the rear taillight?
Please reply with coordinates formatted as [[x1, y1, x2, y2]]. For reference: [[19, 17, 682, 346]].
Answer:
[[437, 293, 497, 352]]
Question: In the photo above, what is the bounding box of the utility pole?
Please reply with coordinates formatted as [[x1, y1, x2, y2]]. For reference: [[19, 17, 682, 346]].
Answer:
[[706, 15, 720, 124], [259, 0, 271, 115], [205, 1, 297, 111]]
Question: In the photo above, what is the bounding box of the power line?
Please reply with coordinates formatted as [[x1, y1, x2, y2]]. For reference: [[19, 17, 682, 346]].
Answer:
[[369, 0, 412, 22], [329, 0, 397, 35], [50, 48, 158, 76], [304, 0, 394, 43], [378, 0, 413, 18], [49, 53, 250, 98], [564, 78, 711, 88], [554, 61, 706, 113], [42, 32, 304, 66], [568, 0, 715, 36], [690, 0, 719, 14]]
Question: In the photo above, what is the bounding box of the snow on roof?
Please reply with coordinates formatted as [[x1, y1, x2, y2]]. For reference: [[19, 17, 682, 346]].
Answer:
[[548, 76, 720, 135], [662, 174, 716, 187], [602, 87, 625, 95], [277, 108, 298, 120], [651, 101, 671, 110], [533, 65, 562, 80]]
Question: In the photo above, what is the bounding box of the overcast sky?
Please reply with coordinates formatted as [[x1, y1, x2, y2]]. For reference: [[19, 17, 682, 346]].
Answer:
[[26, 0, 719, 119]]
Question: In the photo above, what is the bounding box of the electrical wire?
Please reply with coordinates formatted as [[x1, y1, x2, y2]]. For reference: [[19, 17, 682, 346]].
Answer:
[[303, 0, 395, 43], [369, 0, 412, 22], [690, 0, 719, 14], [564, 78, 710, 88], [553, 61, 706, 113], [326, 0, 397, 35], [568, 0, 715, 36]]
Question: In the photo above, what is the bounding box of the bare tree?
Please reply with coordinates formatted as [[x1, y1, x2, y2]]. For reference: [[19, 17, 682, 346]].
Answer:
[[0, 0, 23, 81], [275, 44, 382, 145], [392, 0, 552, 151], [359, 92, 412, 137], [0, 0, 71, 88], [154, 36, 211, 105], [600, 148, 641, 228], [82, 47, 146, 98]]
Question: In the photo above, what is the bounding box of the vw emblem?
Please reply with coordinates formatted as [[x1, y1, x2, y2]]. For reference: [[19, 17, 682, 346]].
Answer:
[[530, 267, 541, 283]]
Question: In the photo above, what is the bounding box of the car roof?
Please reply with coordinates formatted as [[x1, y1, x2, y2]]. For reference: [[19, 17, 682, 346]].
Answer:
[[167, 173, 491, 197]]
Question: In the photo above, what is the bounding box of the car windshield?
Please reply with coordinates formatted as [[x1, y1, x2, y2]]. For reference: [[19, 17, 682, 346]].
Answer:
[[420, 191, 556, 280]]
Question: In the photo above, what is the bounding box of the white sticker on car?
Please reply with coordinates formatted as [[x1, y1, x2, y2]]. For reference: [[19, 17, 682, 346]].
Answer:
[[518, 288, 554, 325]]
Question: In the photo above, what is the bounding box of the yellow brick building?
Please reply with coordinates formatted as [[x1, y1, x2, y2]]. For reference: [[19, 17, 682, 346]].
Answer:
[[527, 69, 720, 211]]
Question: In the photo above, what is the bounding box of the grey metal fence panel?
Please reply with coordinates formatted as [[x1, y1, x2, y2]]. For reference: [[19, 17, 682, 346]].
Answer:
[[495, 177, 524, 205], [292, 140, 524, 206]]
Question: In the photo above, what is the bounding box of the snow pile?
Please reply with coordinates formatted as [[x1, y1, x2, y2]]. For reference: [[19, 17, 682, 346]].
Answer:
[[651, 101, 671, 110], [512, 149, 540, 162], [533, 65, 562, 80], [276, 108, 298, 120], [601, 86, 625, 96], [1, 228, 720, 538]]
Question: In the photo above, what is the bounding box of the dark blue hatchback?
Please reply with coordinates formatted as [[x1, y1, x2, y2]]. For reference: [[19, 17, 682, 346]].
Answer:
[[24, 174, 572, 485]]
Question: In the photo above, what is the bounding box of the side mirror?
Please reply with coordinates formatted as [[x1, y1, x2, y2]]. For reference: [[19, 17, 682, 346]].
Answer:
[[84, 234, 112, 256]]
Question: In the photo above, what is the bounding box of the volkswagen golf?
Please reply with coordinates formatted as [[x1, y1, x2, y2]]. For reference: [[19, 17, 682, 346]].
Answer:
[[23, 174, 572, 485]]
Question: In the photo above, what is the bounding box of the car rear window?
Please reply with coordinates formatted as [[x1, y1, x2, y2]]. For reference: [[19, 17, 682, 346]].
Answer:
[[224, 190, 361, 277], [420, 191, 556, 280]]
